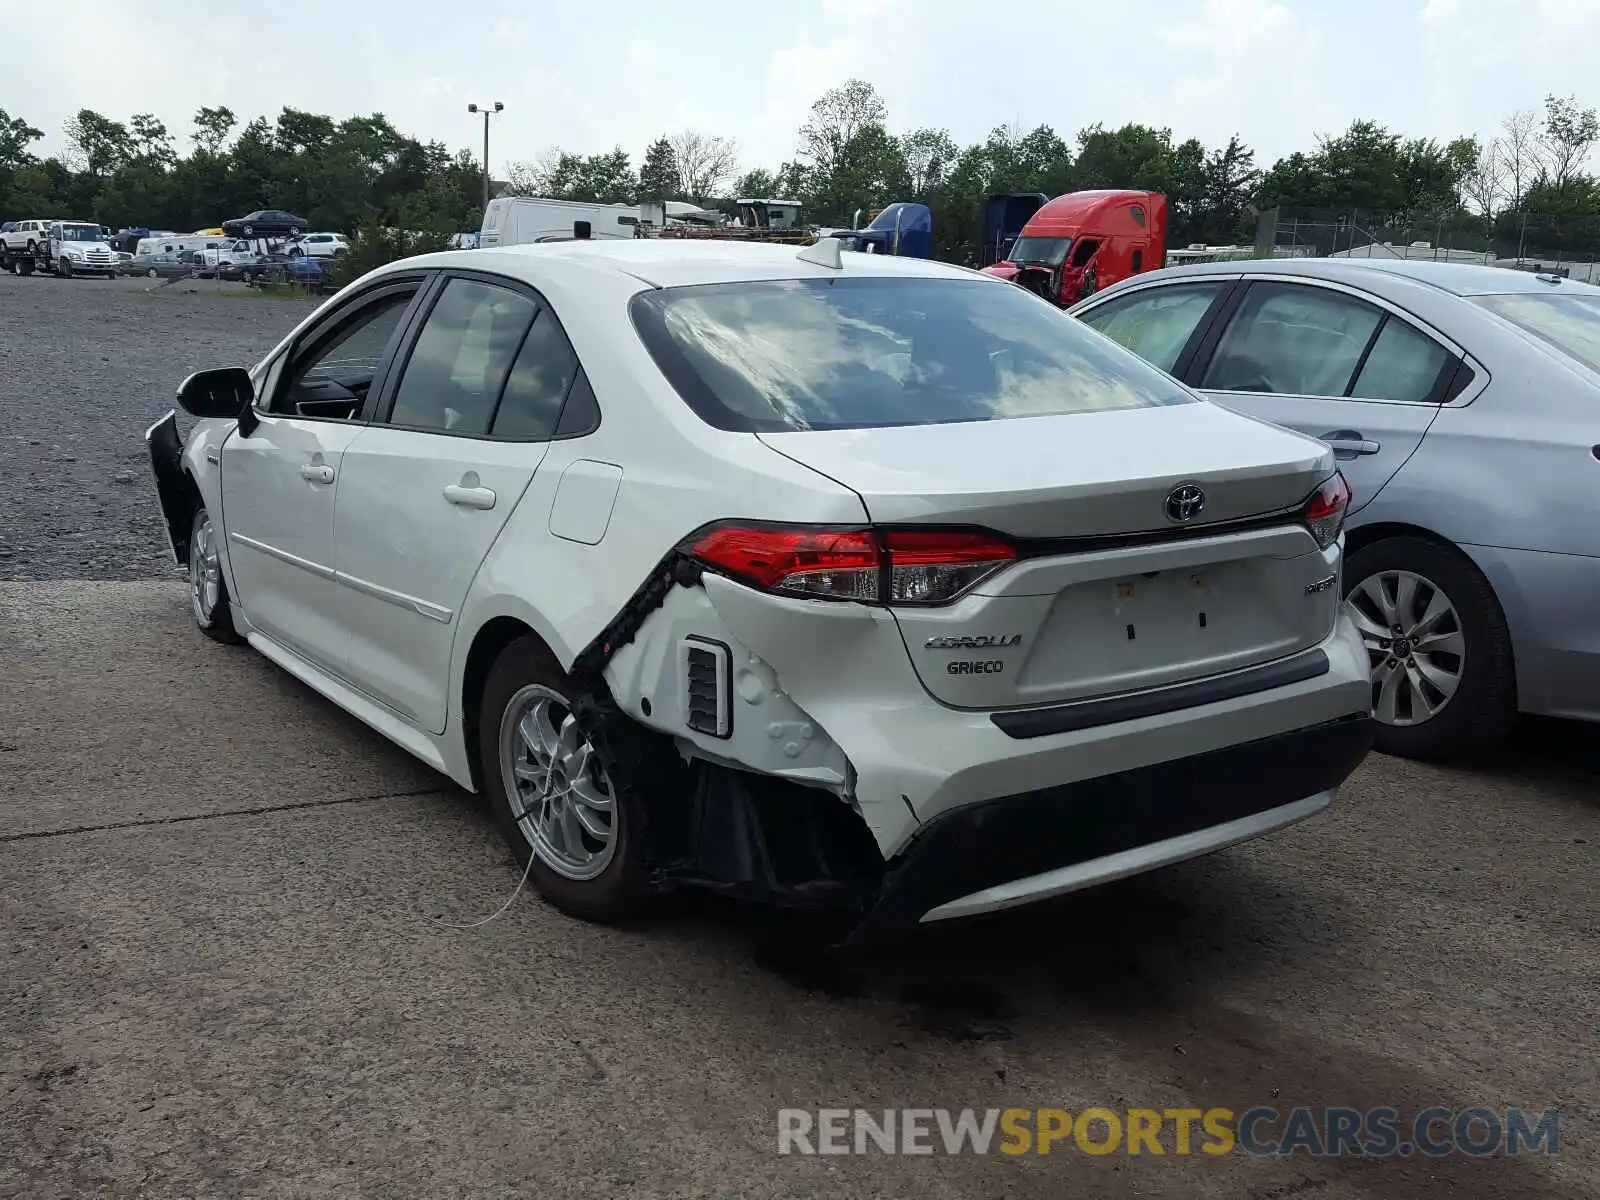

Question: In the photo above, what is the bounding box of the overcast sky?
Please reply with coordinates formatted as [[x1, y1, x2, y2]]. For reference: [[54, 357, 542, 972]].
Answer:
[[9, 0, 1598, 178]]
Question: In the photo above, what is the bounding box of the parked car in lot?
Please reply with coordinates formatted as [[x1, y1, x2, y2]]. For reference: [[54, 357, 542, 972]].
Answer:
[[1072, 257, 1600, 760], [125, 251, 199, 279], [145, 239, 1373, 940], [220, 210, 308, 238], [217, 256, 273, 283], [285, 232, 348, 258]]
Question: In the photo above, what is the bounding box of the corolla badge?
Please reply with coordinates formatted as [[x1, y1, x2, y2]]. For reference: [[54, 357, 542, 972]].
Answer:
[[1164, 482, 1206, 523]]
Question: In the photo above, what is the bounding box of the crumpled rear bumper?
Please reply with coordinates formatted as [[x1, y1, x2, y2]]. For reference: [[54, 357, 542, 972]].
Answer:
[[843, 712, 1372, 945]]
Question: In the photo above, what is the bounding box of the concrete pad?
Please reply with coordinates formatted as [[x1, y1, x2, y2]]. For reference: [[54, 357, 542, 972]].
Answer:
[[1, 581, 1595, 1198], [0, 581, 441, 838]]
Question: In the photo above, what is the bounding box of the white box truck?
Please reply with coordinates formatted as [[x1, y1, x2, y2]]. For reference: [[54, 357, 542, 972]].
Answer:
[[479, 197, 641, 247]]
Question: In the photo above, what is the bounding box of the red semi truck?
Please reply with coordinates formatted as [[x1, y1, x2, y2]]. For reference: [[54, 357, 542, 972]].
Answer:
[[980, 189, 1168, 307]]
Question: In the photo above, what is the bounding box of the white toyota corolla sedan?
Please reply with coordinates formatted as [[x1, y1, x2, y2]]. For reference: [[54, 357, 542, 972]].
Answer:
[[146, 237, 1373, 941]]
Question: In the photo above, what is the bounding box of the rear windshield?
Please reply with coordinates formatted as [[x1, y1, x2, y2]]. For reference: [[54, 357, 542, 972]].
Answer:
[[1472, 292, 1600, 375], [630, 276, 1195, 432]]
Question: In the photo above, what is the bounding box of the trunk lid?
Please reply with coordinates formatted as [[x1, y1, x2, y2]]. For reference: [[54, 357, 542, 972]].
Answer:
[[757, 404, 1333, 540], [759, 404, 1342, 711]]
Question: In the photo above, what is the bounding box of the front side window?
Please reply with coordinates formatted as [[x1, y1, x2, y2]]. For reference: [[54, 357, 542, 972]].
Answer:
[[631, 275, 1195, 432], [272, 289, 417, 419], [1472, 292, 1600, 376], [1079, 281, 1228, 373], [388, 278, 536, 435], [1201, 282, 1384, 396]]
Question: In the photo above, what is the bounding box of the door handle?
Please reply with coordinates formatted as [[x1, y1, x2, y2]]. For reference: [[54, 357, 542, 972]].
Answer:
[[298, 463, 335, 484], [444, 484, 497, 510], [1320, 430, 1382, 458]]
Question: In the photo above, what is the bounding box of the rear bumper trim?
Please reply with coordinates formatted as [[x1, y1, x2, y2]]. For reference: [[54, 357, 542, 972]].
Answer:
[[921, 791, 1331, 922], [992, 648, 1331, 739], [845, 712, 1372, 944]]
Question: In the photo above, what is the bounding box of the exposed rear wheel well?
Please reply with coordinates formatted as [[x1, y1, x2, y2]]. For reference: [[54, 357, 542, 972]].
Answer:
[[461, 616, 545, 792]]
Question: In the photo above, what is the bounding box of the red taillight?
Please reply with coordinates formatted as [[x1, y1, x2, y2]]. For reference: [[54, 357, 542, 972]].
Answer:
[[1303, 472, 1353, 549], [879, 529, 1017, 603], [685, 524, 1017, 605]]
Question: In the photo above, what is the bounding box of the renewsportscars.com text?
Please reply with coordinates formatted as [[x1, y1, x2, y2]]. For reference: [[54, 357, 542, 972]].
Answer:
[[777, 1106, 1560, 1158]]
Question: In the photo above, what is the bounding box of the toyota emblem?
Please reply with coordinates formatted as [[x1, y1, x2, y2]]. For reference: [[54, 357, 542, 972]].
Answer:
[[1164, 483, 1206, 523]]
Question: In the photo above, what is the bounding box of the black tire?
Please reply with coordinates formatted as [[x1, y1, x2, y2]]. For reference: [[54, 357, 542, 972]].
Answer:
[[478, 635, 651, 923], [18, 258, 33, 276], [188, 503, 243, 645], [1342, 535, 1516, 762]]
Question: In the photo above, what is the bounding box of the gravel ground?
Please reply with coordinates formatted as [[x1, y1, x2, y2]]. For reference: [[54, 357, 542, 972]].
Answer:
[[0, 271, 314, 581]]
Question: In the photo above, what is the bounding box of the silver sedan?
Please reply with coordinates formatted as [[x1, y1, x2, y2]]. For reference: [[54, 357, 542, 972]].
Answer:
[[123, 251, 200, 279], [1071, 257, 1598, 761]]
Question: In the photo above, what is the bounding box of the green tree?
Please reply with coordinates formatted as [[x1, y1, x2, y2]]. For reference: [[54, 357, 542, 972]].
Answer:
[[798, 80, 888, 183], [1537, 94, 1599, 189], [63, 109, 132, 177], [898, 127, 958, 198], [529, 148, 637, 204], [639, 136, 679, 203], [192, 106, 237, 155], [0, 108, 43, 171], [733, 167, 777, 199]]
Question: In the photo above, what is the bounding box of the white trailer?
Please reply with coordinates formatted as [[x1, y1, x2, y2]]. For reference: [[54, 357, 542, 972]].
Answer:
[[479, 197, 641, 247]]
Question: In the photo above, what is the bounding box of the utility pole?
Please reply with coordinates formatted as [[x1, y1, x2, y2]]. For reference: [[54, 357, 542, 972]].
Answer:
[[467, 101, 504, 213]]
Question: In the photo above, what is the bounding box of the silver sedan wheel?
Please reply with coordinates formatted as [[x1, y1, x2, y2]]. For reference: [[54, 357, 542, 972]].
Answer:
[[1345, 569, 1466, 726], [498, 684, 617, 880], [189, 512, 222, 624]]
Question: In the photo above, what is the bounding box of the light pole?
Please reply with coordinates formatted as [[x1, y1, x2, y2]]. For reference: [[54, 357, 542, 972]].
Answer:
[[467, 101, 504, 213]]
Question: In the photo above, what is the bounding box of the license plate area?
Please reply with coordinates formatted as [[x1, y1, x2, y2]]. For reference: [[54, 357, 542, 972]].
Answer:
[[1013, 560, 1312, 703]]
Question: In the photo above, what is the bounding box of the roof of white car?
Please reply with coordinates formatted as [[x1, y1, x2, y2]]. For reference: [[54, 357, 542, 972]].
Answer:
[[392, 237, 1002, 290], [1116, 255, 1600, 298]]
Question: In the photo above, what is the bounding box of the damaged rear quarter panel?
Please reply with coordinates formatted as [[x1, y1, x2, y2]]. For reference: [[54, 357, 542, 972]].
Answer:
[[692, 575, 942, 856]]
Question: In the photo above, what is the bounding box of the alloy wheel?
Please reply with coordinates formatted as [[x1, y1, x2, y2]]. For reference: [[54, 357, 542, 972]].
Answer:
[[498, 684, 617, 880], [189, 512, 222, 624], [1345, 569, 1465, 726]]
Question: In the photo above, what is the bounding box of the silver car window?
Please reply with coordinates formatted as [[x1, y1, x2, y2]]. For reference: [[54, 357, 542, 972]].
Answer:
[[1472, 292, 1600, 376], [1349, 317, 1451, 403], [1202, 282, 1383, 397], [1078, 281, 1228, 373]]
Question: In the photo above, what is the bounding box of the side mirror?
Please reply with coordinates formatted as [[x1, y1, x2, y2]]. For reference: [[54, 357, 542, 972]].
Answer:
[[176, 367, 254, 421]]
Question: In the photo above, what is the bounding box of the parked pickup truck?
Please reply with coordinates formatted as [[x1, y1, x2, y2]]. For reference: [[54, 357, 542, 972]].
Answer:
[[1, 220, 120, 276]]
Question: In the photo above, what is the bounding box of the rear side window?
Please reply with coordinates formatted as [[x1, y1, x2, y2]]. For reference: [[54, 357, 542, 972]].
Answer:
[[389, 278, 536, 435], [1201, 282, 1382, 396], [630, 276, 1194, 432], [1349, 318, 1451, 402], [492, 311, 580, 439]]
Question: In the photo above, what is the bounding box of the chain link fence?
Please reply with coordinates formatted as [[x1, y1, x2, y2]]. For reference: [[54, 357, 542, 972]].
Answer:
[[1254, 207, 1600, 283]]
